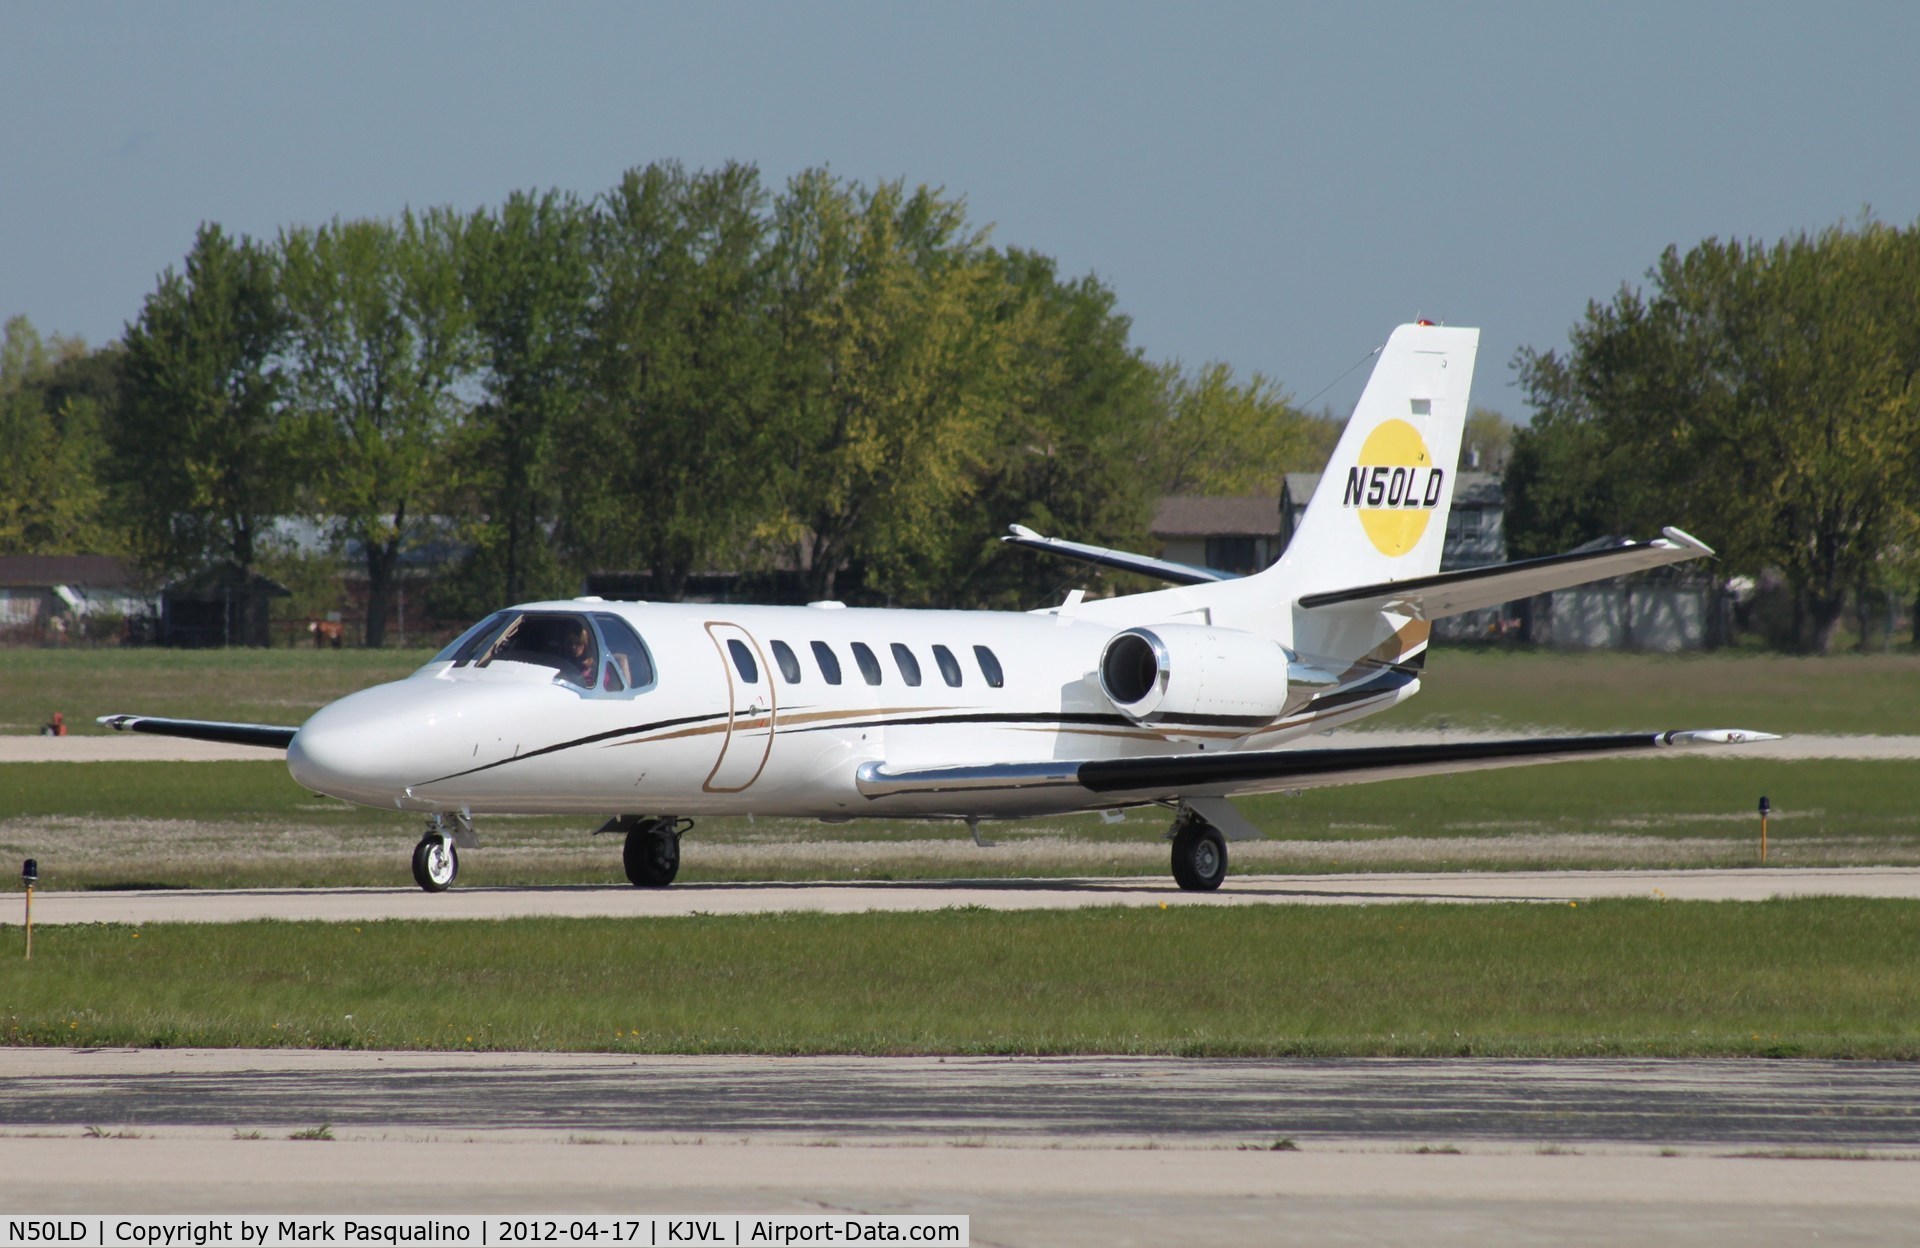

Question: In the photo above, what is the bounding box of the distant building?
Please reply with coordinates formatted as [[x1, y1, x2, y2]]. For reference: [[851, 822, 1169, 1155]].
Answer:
[[1150, 496, 1283, 577], [0, 555, 149, 643], [160, 562, 291, 648]]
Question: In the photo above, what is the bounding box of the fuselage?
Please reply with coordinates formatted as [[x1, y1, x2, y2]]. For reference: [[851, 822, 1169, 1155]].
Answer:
[[286, 595, 1420, 822]]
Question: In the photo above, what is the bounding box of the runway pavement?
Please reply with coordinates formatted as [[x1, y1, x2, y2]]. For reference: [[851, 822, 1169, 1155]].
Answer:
[[2, 1051, 1917, 1245], [19, 867, 1920, 925]]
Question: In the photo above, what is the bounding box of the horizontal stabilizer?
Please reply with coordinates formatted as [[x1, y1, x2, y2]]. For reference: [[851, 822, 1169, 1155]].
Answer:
[[856, 727, 1776, 802], [1296, 527, 1713, 620], [1002, 524, 1233, 587], [98, 714, 298, 751]]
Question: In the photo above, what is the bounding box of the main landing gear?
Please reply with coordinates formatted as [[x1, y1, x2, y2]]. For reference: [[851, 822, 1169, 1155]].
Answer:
[[412, 812, 476, 892], [1169, 809, 1229, 892], [605, 815, 694, 888]]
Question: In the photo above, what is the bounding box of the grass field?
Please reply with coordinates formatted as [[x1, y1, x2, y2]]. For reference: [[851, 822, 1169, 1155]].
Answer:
[[3, 899, 1915, 1058], [5, 645, 1920, 736], [2, 757, 1916, 889]]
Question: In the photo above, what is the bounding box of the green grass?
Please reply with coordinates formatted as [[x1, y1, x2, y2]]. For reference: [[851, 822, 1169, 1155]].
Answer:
[[0, 647, 432, 735], [3, 899, 1916, 1057], [3, 756, 1916, 889], [1370, 648, 1920, 735]]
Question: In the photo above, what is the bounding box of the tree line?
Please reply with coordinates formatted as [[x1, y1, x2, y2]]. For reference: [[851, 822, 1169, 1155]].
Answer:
[[2, 162, 1332, 644], [1508, 217, 1920, 653]]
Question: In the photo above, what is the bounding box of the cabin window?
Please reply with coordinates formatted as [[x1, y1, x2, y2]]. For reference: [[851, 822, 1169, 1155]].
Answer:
[[890, 643, 922, 687], [810, 640, 843, 685], [850, 641, 883, 686], [931, 644, 963, 687], [592, 613, 656, 692], [727, 638, 760, 684], [770, 639, 803, 684], [973, 645, 1005, 688]]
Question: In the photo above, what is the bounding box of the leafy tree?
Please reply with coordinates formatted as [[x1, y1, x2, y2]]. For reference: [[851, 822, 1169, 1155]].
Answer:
[[567, 162, 773, 601], [112, 223, 295, 576], [1461, 407, 1513, 474], [0, 318, 120, 555], [278, 211, 474, 646], [937, 249, 1163, 607], [761, 170, 1022, 603], [1514, 222, 1920, 652], [451, 188, 594, 611], [1152, 361, 1316, 497]]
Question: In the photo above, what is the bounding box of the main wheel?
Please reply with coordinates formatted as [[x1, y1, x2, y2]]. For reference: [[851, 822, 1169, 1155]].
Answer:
[[1171, 821, 1228, 892], [624, 826, 681, 887], [412, 836, 458, 892]]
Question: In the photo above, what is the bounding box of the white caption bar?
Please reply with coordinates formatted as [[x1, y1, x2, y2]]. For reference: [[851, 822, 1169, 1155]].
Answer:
[[2, 1219, 968, 1248]]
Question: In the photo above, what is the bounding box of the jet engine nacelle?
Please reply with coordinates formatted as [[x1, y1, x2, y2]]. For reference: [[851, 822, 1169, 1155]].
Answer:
[[1097, 624, 1337, 734]]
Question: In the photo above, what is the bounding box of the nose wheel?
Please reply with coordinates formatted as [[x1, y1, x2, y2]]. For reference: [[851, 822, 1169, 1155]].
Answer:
[[412, 834, 458, 891]]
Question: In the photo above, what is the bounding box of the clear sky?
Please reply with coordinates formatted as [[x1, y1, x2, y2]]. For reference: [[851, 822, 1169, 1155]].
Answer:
[[5, 1, 1919, 417]]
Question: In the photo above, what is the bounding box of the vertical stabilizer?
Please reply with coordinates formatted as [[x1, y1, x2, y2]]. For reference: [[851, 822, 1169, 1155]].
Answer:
[[1268, 322, 1479, 596]]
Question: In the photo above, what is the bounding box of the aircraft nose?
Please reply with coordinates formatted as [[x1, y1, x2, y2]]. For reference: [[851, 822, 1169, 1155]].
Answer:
[[288, 683, 436, 806]]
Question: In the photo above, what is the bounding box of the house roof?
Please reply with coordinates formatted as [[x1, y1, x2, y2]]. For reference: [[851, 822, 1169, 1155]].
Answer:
[[0, 555, 138, 589], [1151, 496, 1282, 538]]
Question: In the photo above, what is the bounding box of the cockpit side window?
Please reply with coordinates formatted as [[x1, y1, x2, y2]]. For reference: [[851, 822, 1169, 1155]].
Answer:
[[480, 612, 599, 689], [439, 612, 515, 666], [592, 613, 656, 693]]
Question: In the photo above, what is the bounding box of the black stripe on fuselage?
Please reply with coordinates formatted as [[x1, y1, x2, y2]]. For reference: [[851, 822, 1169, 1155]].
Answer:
[[411, 710, 731, 788]]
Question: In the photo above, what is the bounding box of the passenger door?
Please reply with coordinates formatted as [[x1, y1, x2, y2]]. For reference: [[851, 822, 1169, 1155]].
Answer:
[[703, 621, 776, 792]]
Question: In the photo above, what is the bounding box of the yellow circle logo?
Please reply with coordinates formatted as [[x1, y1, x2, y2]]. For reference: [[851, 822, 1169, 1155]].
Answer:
[[1351, 420, 1441, 557]]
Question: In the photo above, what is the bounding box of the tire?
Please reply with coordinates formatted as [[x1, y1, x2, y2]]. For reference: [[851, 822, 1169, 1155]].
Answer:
[[624, 826, 681, 887], [1171, 821, 1227, 892], [412, 836, 458, 892]]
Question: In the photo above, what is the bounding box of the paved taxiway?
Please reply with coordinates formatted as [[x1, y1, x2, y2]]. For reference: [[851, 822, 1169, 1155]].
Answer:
[[3, 1051, 1918, 1245], [21, 867, 1920, 925]]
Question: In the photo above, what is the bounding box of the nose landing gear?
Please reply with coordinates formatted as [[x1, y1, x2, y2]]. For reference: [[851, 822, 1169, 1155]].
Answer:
[[412, 812, 478, 892]]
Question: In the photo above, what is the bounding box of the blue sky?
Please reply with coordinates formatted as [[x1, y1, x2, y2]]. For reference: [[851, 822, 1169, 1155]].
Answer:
[[5, 2, 1918, 417]]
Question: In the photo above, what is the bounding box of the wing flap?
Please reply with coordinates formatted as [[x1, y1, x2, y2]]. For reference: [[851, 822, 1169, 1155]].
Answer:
[[1295, 527, 1712, 620], [99, 714, 298, 751], [856, 728, 1775, 802]]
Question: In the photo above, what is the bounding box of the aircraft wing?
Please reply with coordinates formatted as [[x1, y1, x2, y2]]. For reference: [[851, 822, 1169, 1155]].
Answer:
[[99, 714, 298, 751], [1296, 527, 1712, 621], [1001, 524, 1234, 587], [855, 728, 1775, 803]]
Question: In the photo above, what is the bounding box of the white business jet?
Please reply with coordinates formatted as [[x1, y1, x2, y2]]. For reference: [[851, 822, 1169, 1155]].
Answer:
[[104, 323, 1772, 893]]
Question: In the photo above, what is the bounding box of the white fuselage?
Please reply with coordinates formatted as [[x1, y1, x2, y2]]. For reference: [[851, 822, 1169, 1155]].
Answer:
[[285, 596, 1418, 823]]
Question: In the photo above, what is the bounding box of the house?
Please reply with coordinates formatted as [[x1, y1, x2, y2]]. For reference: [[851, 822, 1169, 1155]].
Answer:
[[1150, 496, 1283, 577], [160, 562, 291, 648], [0, 555, 149, 643]]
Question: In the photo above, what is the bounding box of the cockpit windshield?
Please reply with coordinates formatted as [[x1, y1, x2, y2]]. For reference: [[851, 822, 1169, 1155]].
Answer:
[[434, 609, 655, 694]]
